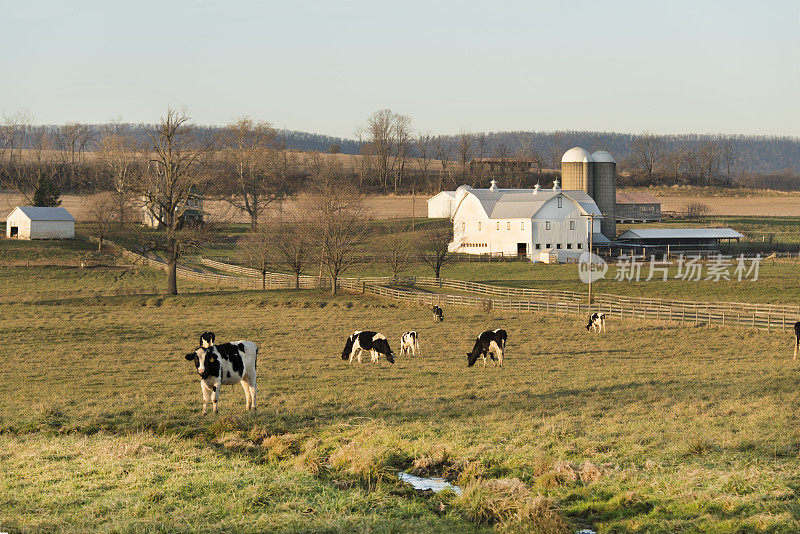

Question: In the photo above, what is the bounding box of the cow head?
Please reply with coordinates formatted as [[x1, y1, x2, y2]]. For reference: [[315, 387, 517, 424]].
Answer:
[[185, 346, 220, 380], [386, 351, 395, 364], [341, 335, 355, 360], [200, 331, 216, 348], [467, 337, 483, 367]]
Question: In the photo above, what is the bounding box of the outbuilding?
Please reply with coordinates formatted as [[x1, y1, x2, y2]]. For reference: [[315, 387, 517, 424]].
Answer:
[[5, 206, 75, 240], [617, 228, 743, 252], [427, 191, 457, 218]]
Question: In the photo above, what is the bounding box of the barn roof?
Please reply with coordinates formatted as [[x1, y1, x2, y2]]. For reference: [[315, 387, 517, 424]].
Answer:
[[618, 228, 743, 240], [455, 186, 601, 219], [8, 206, 75, 222], [616, 191, 661, 204], [427, 191, 456, 203]]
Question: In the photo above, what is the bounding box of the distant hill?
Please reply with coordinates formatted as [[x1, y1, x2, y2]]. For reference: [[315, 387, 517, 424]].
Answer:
[[20, 124, 800, 174]]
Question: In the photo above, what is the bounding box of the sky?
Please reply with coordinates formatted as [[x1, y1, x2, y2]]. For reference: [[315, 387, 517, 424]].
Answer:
[[2, 0, 799, 138]]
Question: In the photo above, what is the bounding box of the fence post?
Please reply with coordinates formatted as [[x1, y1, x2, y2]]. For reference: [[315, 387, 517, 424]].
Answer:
[[768, 313, 771, 332]]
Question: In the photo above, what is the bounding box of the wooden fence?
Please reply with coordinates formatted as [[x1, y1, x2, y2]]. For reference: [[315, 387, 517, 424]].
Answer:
[[200, 257, 800, 332]]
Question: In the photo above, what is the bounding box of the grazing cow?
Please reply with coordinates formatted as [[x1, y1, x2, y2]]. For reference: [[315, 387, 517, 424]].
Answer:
[[399, 331, 421, 357], [432, 305, 444, 322], [185, 338, 258, 414], [794, 321, 800, 361], [200, 331, 215, 348], [586, 312, 606, 333], [341, 331, 395, 364], [467, 329, 507, 368]]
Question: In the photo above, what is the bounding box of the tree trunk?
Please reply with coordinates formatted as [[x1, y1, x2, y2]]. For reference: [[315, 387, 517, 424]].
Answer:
[[167, 257, 178, 295], [262, 272, 266, 291], [250, 211, 258, 230], [294, 271, 300, 289], [97, 236, 103, 252], [331, 274, 337, 295]]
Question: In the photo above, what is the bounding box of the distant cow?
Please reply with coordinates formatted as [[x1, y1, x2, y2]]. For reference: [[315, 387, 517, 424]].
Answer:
[[432, 305, 444, 322], [185, 336, 258, 414], [467, 329, 507, 368], [399, 331, 421, 357], [200, 331, 216, 348], [586, 312, 606, 333], [794, 321, 800, 361], [341, 331, 395, 364]]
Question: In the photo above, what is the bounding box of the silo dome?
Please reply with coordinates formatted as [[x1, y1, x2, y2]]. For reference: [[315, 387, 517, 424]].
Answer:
[[561, 147, 593, 164], [591, 150, 616, 164]]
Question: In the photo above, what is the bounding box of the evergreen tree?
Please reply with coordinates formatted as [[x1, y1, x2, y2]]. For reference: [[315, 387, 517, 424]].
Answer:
[[32, 173, 61, 207]]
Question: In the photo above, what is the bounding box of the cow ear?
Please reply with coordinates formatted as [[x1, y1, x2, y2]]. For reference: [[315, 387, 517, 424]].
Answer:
[[185, 353, 196, 361]]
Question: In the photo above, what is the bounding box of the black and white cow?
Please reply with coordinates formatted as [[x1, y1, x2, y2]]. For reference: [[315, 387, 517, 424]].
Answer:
[[399, 331, 421, 357], [794, 321, 800, 361], [467, 329, 507, 368], [200, 331, 216, 348], [185, 336, 258, 414], [341, 331, 395, 364], [586, 312, 606, 333], [432, 305, 444, 322]]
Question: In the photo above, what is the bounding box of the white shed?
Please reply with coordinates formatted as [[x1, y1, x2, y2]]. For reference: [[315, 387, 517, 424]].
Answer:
[[5, 206, 75, 240], [448, 181, 603, 262], [427, 191, 457, 218]]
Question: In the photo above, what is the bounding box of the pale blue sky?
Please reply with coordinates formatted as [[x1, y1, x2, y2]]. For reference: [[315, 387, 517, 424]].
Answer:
[[2, 0, 798, 138]]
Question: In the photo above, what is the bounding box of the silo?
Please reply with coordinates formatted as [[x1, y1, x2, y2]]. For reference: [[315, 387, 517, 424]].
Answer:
[[560, 147, 593, 196], [591, 150, 617, 238]]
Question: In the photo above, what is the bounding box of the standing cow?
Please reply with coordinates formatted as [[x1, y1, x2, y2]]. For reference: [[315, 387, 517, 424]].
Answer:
[[185, 336, 258, 414], [432, 305, 444, 322], [341, 331, 395, 364], [467, 329, 507, 368], [794, 321, 800, 360], [399, 331, 422, 357], [586, 312, 606, 333]]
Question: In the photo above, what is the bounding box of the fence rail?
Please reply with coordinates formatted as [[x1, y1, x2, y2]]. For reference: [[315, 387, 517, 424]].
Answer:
[[200, 257, 800, 332]]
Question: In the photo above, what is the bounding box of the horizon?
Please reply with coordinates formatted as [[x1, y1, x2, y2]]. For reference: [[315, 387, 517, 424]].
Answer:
[[2, 1, 799, 138]]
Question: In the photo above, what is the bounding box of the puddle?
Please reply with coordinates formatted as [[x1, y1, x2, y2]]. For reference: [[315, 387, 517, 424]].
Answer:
[[398, 472, 463, 495]]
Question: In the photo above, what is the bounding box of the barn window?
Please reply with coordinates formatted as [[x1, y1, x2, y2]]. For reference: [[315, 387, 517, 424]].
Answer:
[[462, 222, 465, 232], [496, 221, 500, 230], [556, 244, 562, 249], [507, 222, 511, 230], [546, 243, 551, 249], [557, 196, 562, 208], [567, 243, 572, 249], [577, 243, 583, 249], [521, 222, 524, 230], [570, 220, 575, 231], [478, 222, 481, 231], [535, 243, 541, 249], [545, 221, 551, 231]]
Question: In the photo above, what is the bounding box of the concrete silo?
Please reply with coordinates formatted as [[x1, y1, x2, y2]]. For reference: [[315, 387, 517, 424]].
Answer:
[[590, 150, 616, 238], [560, 147, 593, 196]]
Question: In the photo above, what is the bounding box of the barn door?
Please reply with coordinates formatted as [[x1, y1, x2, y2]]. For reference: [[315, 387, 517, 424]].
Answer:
[[517, 243, 527, 256]]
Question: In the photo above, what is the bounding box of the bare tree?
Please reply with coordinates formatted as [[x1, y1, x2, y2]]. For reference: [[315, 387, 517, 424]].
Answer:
[[387, 233, 411, 281], [273, 220, 312, 289], [457, 130, 473, 181], [433, 136, 453, 190], [631, 134, 662, 182], [416, 224, 454, 279], [305, 163, 366, 294], [365, 109, 396, 189], [719, 141, 742, 185], [698, 141, 720, 185], [97, 122, 138, 223], [685, 201, 711, 220], [238, 223, 273, 290], [548, 132, 563, 169], [219, 117, 293, 228], [87, 195, 119, 252], [416, 133, 433, 188], [393, 113, 413, 193], [132, 108, 212, 295]]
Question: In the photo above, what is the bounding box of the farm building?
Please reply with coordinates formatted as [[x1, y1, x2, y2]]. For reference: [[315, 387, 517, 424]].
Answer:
[[617, 228, 743, 252], [427, 191, 457, 218], [616, 192, 662, 222], [5, 206, 75, 240], [141, 186, 205, 228], [448, 180, 604, 262], [560, 147, 617, 239]]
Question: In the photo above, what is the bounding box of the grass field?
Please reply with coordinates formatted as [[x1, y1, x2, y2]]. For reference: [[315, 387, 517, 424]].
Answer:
[[2, 239, 800, 532]]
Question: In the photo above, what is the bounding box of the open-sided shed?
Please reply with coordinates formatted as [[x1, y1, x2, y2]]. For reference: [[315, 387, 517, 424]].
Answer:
[[5, 206, 75, 240], [617, 228, 742, 252]]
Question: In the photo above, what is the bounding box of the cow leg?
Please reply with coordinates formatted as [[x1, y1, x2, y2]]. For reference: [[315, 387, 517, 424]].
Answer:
[[498, 349, 503, 367], [249, 378, 257, 411], [795, 337, 798, 361], [212, 385, 219, 413], [371, 350, 378, 363], [200, 381, 211, 415], [357, 349, 363, 363], [240, 380, 251, 410]]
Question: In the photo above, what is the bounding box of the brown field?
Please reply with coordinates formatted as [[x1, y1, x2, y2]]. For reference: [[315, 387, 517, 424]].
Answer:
[[4, 190, 800, 223]]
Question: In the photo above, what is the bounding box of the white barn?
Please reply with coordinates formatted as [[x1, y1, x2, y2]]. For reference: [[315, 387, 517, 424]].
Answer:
[[448, 181, 605, 262], [427, 191, 457, 218], [5, 206, 75, 240]]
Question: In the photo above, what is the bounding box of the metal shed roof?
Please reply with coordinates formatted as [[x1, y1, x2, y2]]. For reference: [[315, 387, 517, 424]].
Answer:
[[8, 206, 75, 221], [618, 228, 743, 240]]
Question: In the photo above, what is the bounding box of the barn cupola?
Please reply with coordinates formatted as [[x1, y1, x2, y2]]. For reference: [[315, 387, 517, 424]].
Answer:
[[489, 179, 498, 192], [552, 178, 561, 192], [533, 181, 541, 194]]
